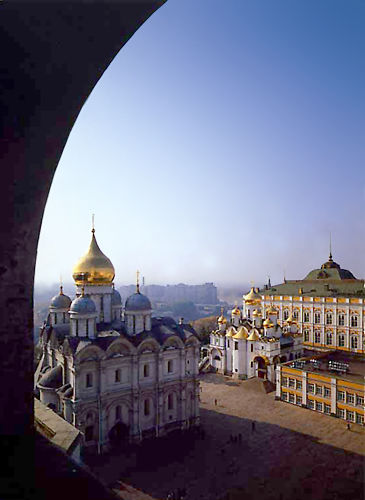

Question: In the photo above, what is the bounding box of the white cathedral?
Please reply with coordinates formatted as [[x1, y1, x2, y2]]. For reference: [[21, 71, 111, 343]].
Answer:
[[34, 228, 200, 453], [206, 288, 303, 383]]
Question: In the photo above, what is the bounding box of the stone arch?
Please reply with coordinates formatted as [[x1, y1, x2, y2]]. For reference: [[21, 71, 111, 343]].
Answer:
[[163, 335, 184, 350], [137, 338, 160, 355], [1, 1, 167, 435], [76, 345, 105, 363], [106, 338, 135, 358], [184, 335, 200, 348]]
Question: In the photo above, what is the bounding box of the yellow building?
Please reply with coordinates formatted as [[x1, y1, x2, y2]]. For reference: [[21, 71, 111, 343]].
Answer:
[[259, 252, 364, 354], [276, 352, 364, 425]]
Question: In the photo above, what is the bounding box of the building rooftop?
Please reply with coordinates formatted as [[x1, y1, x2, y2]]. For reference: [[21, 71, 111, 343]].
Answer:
[[34, 398, 82, 455], [283, 350, 365, 385]]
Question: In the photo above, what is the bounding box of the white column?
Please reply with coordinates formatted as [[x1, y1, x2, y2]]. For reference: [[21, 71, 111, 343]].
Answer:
[[275, 365, 281, 398], [331, 377, 337, 415], [302, 372, 307, 406]]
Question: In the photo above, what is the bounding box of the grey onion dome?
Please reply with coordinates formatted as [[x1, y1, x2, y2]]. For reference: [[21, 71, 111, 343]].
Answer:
[[111, 288, 122, 306], [50, 287, 72, 309], [38, 365, 63, 389], [70, 294, 96, 314], [125, 292, 151, 311]]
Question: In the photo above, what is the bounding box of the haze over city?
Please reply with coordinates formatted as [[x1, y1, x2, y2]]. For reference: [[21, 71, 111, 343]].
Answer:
[[35, 0, 364, 288]]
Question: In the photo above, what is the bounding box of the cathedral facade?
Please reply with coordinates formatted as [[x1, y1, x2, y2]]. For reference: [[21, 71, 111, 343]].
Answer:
[[207, 288, 303, 383], [35, 228, 200, 453]]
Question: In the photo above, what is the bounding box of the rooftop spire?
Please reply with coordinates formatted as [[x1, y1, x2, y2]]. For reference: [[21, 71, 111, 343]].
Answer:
[[92, 213, 95, 234], [136, 270, 140, 293], [60, 274, 63, 294], [329, 232, 333, 260]]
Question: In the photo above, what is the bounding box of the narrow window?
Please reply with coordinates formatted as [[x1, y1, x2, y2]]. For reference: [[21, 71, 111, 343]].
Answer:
[[304, 330, 309, 342], [168, 393, 173, 410], [338, 335, 345, 347], [326, 313, 332, 325], [143, 316, 146, 331], [115, 405, 121, 421], [234, 342, 238, 351], [143, 364, 149, 377], [133, 315, 136, 334], [167, 360, 173, 373], [144, 399, 150, 416], [351, 316, 358, 327], [86, 373, 93, 388], [314, 313, 320, 324], [351, 336, 358, 349], [76, 319, 79, 336], [86, 319, 89, 336], [338, 314, 345, 326], [284, 310, 289, 320], [227, 340, 230, 348], [115, 369, 121, 383], [251, 344, 253, 352], [54, 313, 57, 324], [326, 333, 332, 345]]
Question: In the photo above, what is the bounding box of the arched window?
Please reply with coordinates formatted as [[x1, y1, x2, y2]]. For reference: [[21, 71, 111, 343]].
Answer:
[[115, 369, 121, 383], [326, 333, 332, 345], [86, 319, 89, 336], [314, 331, 321, 343], [86, 372, 93, 388], [338, 335, 345, 347], [314, 312, 321, 324], [351, 316, 358, 327], [303, 312, 310, 323], [304, 330, 309, 342], [326, 313, 332, 325], [293, 311, 299, 321], [338, 314, 345, 326], [351, 336, 358, 349], [283, 310, 289, 320]]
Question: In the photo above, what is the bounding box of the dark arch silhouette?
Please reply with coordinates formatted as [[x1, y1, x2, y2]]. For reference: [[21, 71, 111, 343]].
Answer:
[[0, 0, 166, 435]]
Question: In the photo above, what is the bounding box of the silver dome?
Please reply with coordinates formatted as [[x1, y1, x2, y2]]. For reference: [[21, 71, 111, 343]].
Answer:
[[70, 295, 96, 314], [50, 288, 72, 309], [111, 288, 122, 306], [125, 292, 151, 311]]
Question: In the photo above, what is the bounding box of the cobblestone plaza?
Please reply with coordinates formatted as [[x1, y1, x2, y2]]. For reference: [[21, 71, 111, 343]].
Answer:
[[87, 373, 364, 500]]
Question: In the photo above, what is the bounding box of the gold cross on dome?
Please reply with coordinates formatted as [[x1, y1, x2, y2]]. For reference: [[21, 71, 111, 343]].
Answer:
[[136, 270, 140, 292], [92, 213, 95, 233]]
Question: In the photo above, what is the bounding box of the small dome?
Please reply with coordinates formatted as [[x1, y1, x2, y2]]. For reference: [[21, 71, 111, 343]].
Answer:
[[111, 288, 122, 306], [225, 328, 235, 338], [50, 287, 72, 309], [125, 292, 151, 312], [231, 306, 241, 316], [70, 294, 96, 314], [247, 330, 260, 341], [217, 314, 227, 324], [233, 326, 249, 340], [267, 305, 278, 315], [252, 309, 261, 317], [243, 287, 261, 304], [72, 229, 115, 286], [263, 318, 274, 328]]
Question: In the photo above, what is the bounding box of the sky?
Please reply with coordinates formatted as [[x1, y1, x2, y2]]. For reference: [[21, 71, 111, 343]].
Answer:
[[35, 0, 365, 289]]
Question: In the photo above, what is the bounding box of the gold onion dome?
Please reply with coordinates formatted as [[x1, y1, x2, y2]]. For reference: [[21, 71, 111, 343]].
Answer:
[[233, 326, 249, 339], [267, 305, 278, 315], [232, 306, 241, 316], [247, 330, 260, 341], [243, 287, 261, 304], [72, 229, 115, 285], [286, 314, 296, 324], [217, 315, 227, 324], [263, 318, 274, 328], [252, 309, 261, 317]]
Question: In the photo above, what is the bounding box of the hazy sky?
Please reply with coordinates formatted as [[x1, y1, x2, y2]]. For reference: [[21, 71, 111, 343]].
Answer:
[[35, 0, 365, 288]]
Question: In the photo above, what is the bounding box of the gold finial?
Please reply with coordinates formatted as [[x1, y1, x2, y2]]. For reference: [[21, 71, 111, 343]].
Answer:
[[136, 270, 140, 293], [249, 280, 255, 290], [92, 213, 95, 234], [60, 274, 63, 294]]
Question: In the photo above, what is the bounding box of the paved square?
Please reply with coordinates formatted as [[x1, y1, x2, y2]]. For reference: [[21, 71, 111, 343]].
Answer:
[[88, 374, 365, 500]]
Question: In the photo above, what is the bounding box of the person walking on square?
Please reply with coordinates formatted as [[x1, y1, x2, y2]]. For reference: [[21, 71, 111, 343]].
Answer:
[[347, 422, 351, 431]]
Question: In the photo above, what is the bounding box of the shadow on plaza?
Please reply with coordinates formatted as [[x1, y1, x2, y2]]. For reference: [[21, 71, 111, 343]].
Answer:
[[86, 408, 364, 500]]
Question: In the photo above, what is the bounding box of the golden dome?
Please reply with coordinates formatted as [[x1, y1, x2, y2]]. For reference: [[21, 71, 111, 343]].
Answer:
[[232, 306, 241, 316], [225, 327, 235, 337], [252, 309, 262, 317], [247, 330, 260, 341], [263, 318, 274, 328], [233, 326, 249, 340], [286, 314, 296, 325], [72, 230, 115, 286], [243, 287, 261, 304], [267, 305, 278, 315], [217, 315, 227, 324]]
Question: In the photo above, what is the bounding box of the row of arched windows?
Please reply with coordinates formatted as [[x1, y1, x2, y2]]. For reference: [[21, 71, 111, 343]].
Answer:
[[283, 310, 359, 327], [304, 330, 359, 349]]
